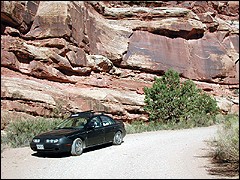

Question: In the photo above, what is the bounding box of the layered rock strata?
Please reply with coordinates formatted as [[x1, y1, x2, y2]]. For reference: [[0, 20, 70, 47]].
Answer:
[[1, 1, 239, 129]]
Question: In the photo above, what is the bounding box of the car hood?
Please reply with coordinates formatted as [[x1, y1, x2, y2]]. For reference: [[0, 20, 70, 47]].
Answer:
[[36, 128, 84, 138]]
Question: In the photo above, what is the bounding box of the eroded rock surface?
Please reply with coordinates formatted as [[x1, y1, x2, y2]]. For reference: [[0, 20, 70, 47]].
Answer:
[[1, 1, 239, 129]]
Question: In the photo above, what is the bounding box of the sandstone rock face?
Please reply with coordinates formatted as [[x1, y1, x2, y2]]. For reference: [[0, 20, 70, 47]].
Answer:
[[122, 30, 238, 84], [1, 1, 39, 34], [1, 1, 239, 128], [25, 1, 71, 39]]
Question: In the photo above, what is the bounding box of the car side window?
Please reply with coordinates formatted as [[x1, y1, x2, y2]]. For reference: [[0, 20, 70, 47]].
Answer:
[[75, 118, 87, 128], [100, 115, 115, 126], [89, 117, 102, 128]]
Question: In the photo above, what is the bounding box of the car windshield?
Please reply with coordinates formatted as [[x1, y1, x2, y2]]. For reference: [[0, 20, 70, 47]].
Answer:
[[56, 117, 88, 129]]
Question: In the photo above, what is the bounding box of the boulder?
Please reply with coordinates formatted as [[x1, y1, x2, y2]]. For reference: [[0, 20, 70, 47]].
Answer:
[[86, 55, 113, 72]]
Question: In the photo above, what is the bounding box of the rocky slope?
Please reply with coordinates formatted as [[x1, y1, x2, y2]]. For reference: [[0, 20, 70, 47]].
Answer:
[[1, 1, 239, 129]]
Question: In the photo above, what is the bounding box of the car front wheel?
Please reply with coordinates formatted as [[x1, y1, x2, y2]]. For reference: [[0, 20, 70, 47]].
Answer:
[[113, 131, 123, 145], [71, 138, 83, 156]]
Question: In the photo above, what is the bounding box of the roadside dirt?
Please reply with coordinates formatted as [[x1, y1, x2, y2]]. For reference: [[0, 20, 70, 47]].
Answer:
[[1, 125, 237, 179]]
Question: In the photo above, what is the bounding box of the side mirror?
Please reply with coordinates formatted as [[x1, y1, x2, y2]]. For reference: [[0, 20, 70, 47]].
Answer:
[[86, 122, 95, 130]]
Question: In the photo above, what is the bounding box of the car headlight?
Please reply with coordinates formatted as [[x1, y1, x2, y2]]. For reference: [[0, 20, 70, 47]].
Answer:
[[33, 139, 40, 143], [46, 139, 59, 143]]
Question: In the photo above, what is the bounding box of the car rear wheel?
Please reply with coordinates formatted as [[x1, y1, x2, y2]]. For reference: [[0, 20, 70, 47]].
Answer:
[[71, 138, 83, 156], [113, 131, 123, 145]]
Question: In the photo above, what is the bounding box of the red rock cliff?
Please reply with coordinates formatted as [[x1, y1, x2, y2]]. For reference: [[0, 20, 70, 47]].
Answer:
[[1, 1, 239, 128]]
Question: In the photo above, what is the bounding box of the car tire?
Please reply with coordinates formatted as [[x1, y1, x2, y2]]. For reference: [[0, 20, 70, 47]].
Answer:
[[113, 131, 123, 145], [71, 138, 83, 156]]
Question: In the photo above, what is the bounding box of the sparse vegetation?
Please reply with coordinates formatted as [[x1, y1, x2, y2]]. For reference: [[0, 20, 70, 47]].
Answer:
[[125, 113, 224, 134], [207, 114, 239, 177], [1, 117, 63, 150]]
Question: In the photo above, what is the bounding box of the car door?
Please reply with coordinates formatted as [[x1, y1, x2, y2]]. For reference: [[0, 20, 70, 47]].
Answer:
[[85, 116, 105, 147], [99, 115, 116, 142]]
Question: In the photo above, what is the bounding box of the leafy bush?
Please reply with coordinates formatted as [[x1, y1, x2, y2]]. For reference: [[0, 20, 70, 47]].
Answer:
[[143, 69, 219, 125], [1, 117, 63, 148]]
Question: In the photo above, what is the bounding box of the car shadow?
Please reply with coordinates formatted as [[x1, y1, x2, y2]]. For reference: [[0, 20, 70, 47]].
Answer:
[[31, 152, 71, 158], [83, 142, 113, 154], [31, 142, 121, 158], [83, 141, 124, 154]]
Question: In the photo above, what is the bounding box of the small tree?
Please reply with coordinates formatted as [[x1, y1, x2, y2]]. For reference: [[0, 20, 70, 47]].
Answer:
[[143, 69, 219, 124]]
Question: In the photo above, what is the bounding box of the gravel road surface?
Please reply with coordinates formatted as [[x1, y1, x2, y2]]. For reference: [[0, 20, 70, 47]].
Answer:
[[1, 125, 225, 179]]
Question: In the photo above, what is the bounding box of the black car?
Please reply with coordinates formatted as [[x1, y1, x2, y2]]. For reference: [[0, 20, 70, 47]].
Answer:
[[30, 110, 126, 156]]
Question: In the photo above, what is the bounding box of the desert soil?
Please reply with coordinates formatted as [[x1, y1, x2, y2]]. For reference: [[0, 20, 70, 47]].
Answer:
[[0, 125, 233, 179]]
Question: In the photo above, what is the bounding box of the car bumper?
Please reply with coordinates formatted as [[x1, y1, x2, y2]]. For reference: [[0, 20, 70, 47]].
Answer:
[[30, 142, 72, 153]]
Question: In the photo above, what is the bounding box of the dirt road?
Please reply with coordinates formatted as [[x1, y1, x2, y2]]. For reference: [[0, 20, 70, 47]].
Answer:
[[1, 125, 225, 179]]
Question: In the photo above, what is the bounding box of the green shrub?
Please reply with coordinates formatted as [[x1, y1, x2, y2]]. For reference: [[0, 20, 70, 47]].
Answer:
[[2, 117, 63, 148], [143, 69, 219, 125]]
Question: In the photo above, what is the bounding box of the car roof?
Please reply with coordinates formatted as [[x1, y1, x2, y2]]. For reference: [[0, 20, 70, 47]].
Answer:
[[69, 110, 105, 118]]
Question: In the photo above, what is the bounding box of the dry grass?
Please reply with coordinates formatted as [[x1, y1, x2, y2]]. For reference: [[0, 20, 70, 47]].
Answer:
[[207, 115, 239, 178], [207, 158, 239, 178]]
